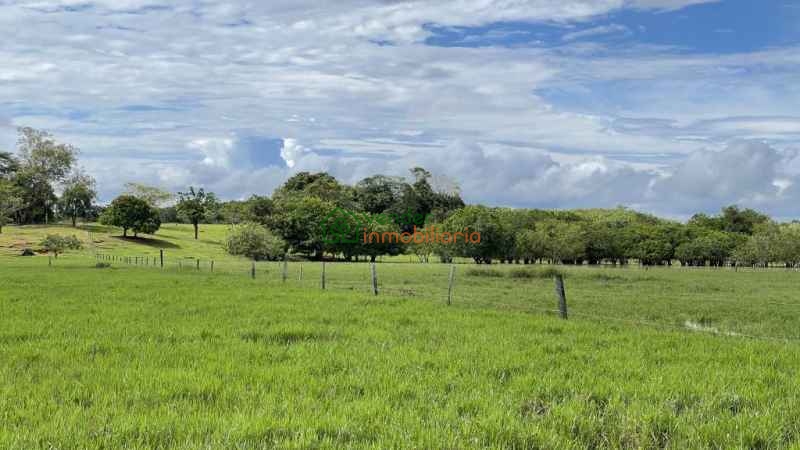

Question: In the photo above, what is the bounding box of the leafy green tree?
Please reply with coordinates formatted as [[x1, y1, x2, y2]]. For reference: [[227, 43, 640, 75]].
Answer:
[[357, 214, 404, 262], [13, 128, 77, 224], [224, 222, 287, 260], [268, 196, 337, 258], [516, 228, 547, 264], [354, 175, 404, 214], [676, 230, 738, 267], [274, 172, 354, 208], [0, 181, 22, 234], [176, 187, 218, 240], [59, 171, 97, 227], [100, 195, 161, 237], [441, 206, 505, 264], [39, 234, 82, 258], [244, 195, 274, 224]]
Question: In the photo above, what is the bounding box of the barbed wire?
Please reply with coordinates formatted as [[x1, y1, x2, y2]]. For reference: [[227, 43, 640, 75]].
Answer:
[[88, 252, 800, 344]]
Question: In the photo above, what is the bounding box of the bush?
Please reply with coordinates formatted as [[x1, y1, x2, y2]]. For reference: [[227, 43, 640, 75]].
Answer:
[[20, 248, 35, 256], [40, 234, 83, 257], [509, 267, 564, 279], [225, 222, 286, 261], [466, 268, 504, 278], [94, 262, 111, 269]]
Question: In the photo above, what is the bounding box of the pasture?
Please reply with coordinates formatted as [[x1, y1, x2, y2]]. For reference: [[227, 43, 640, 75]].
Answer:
[[2, 224, 800, 448]]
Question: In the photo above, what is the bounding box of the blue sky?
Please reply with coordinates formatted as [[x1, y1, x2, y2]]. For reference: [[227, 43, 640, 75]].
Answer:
[[1, 0, 799, 218]]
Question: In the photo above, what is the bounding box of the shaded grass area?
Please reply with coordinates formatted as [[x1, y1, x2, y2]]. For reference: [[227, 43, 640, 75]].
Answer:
[[2, 258, 800, 448]]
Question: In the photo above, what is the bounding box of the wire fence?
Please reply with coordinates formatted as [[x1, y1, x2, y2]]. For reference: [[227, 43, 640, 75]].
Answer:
[[87, 251, 800, 344]]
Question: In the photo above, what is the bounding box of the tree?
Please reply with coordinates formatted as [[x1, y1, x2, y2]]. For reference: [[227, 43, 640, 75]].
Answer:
[[0, 181, 22, 234], [39, 234, 82, 258], [441, 206, 505, 264], [176, 187, 218, 240], [268, 196, 337, 258], [516, 229, 547, 264], [0, 152, 18, 177], [273, 172, 355, 208], [244, 195, 274, 224], [123, 183, 173, 207], [59, 171, 97, 227], [15, 127, 77, 224], [100, 195, 161, 237], [355, 175, 404, 214], [224, 222, 287, 260]]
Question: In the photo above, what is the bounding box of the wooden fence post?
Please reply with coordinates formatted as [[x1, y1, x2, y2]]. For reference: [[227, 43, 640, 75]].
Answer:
[[447, 265, 456, 305], [251, 261, 256, 279], [196, 259, 200, 271], [554, 274, 568, 319], [211, 260, 214, 272], [299, 263, 303, 281], [371, 262, 379, 296], [321, 261, 326, 290]]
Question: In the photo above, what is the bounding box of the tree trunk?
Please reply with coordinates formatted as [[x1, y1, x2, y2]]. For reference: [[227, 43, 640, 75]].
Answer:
[[194, 222, 199, 240], [123, 228, 128, 237], [72, 215, 76, 227]]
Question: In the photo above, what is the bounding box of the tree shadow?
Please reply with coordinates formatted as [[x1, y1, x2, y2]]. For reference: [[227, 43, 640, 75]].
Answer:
[[112, 236, 181, 249]]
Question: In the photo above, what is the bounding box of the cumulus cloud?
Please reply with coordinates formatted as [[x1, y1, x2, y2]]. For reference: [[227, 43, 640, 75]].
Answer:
[[280, 139, 309, 169], [1, 0, 799, 217]]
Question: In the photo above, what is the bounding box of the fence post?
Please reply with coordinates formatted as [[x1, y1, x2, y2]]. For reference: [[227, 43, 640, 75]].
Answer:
[[321, 261, 326, 290], [160, 249, 164, 269], [447, 264, 456, 305], [371, 262, 379, 296], [211, 260, 214, 273], [251, 261, 256, 279], [282, 257, 288, 283], [554, 274, 568, 319], [299, 263, 303, 281]]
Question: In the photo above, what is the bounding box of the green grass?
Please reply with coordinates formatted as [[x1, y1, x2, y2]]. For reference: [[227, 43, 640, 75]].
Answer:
[[3, 225, 800, 448]]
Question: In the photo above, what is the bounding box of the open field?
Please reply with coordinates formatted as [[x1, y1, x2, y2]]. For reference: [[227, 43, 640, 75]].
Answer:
[[3, 225, 800, 448]]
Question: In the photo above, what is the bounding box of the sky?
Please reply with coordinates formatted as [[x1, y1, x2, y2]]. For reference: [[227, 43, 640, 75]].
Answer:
[[1, 0, 800, 218]]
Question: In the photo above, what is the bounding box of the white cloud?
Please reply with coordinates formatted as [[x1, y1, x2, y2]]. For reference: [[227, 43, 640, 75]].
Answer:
[[0, 0, 798, 217], [562, 24, 631, 41]]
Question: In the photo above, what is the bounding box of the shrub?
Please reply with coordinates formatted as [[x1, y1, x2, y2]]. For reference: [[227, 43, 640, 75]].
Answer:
[[225, 222, 287, 261], [509, 267, 564, 279], [20, 248, 35, 256], [466, 268, 504, 278], [94, 262, 111, 269], [40, 234, 83, 257]]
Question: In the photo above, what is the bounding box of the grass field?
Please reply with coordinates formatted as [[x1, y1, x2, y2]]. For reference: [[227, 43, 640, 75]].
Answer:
[[2, 224, 800, 448]]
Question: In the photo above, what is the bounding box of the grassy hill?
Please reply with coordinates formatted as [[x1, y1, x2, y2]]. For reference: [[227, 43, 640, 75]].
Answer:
[[0, 222, 240, 261]]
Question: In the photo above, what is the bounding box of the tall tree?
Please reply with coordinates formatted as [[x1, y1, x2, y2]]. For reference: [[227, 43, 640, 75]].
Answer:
[[59, 171, 97, 227], [176, 187, 218, 240], [14, 127, 77, 224], [354, 175, 404, 214], [0, 181, 22, 234]]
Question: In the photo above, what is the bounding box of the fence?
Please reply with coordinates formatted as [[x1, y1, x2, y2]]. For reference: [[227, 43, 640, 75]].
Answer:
[[87, 250, 800, 344]]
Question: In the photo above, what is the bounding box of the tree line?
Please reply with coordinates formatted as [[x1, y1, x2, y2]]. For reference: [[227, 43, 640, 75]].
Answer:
[[3, 127, 800, 267]]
